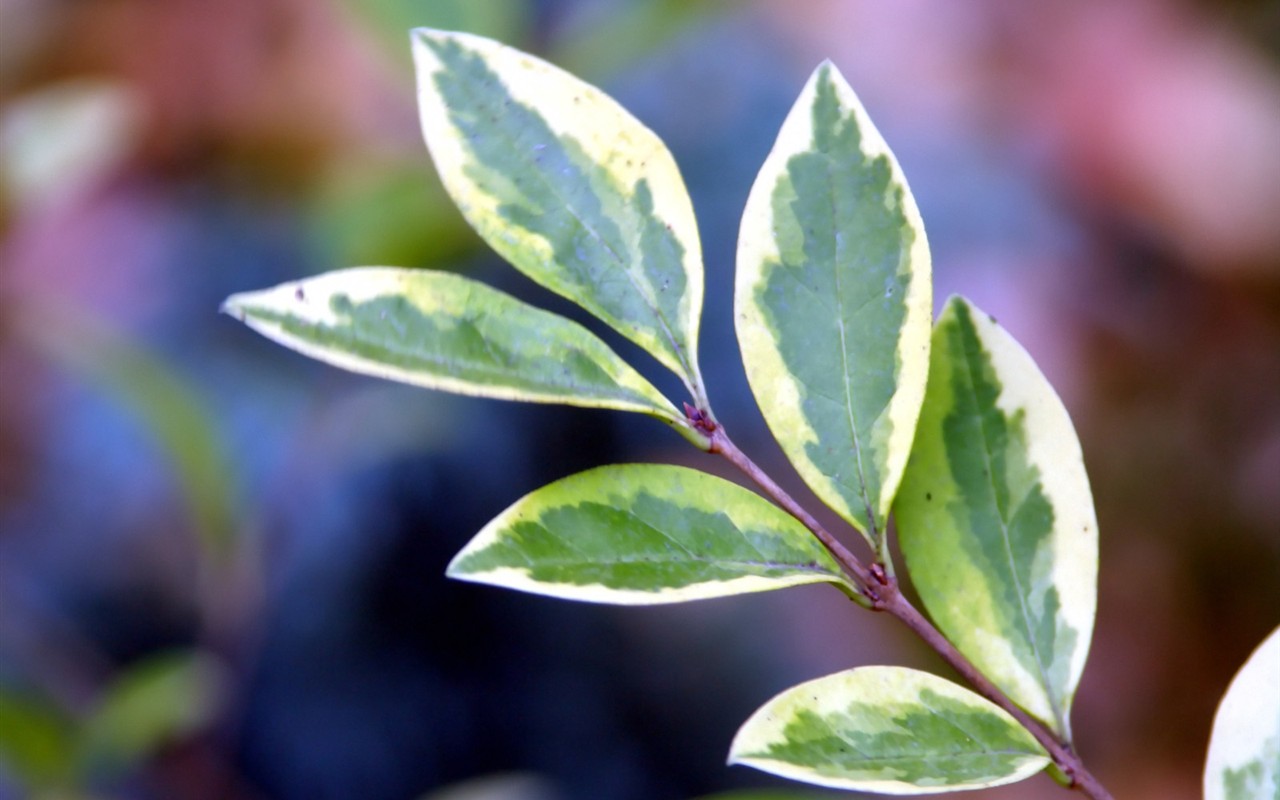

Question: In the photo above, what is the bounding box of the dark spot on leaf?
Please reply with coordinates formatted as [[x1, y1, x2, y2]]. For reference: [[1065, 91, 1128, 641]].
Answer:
[[925, 492, 932, 501]]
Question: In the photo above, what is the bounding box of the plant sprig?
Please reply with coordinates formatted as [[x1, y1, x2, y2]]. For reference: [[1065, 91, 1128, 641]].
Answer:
[[224, 27, 1273, 799]]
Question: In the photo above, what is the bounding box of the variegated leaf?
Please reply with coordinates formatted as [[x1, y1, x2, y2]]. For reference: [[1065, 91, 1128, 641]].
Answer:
[[222, 268, 681, 424], [449, 464, 856, 604], [412, 29, 708, 402], [1205, 625, 1280, 800], [894, 297, 1097, 740], [729, 666, 1049, 794], [736, 61, 931, 549]]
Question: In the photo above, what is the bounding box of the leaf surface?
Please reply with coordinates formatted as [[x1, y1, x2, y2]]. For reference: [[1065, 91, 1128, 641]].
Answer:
[[223, 268, 679, 423], [894, 297, 1097, 739], [449, 464, 854, 604], [412, 29, 707, 399], [736, 61, 931, 547], [729, 666, 1049, 794], [1204, 625, 1280, 800]]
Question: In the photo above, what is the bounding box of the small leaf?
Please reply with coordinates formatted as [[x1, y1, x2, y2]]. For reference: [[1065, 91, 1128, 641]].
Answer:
[[691, 788, 829, 793], [412, 29, 708, 401], [16, 302, 238, 563], [736, 61, 931, 549], [0, 690, 76, 790], [1204, 625, 1280, 800], [729, 666, 1049, 794], [448, 464, 854, 604], [417, 772, 559, 800], [223, 268, 681, 424], [894, 297, 1097, 740], [78, 651, 225, 772]]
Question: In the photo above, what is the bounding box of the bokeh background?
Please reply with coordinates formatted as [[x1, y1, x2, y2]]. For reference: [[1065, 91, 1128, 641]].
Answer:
[[2, 1, 1279, 798]]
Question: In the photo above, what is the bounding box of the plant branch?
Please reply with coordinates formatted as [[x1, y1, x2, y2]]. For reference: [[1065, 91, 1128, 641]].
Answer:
[[704, 425, 875, 595], [882, 589, 1114, 800], [702, 421, 1115, 800]]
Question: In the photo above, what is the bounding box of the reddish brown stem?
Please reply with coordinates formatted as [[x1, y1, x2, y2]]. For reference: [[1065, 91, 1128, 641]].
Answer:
[[882, 589, 1115, 800], [707, 427, 875, 593], [705, 424, 1115, 800]]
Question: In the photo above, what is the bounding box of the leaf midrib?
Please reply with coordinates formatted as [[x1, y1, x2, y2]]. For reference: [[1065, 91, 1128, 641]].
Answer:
[[958, 330, 1066, 734], [494, 550, 841, 574], [512, 504, 835, 575], [820, 147, 879, 537], [255, 310, 661, 410]]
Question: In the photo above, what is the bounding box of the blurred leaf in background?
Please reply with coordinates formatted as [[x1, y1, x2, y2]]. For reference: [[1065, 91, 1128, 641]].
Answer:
[[0, 650, 224, 798]]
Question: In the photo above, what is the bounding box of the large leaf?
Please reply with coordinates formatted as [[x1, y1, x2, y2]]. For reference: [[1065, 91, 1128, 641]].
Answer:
[[729, 666, 1049, 794], [735, 61, 931, 549], [223, 268, 681, 424], [894, 297, 1097, 740], [448, 464, 855, 604], [1204, 625, 1280, 800], [412, 29, 707, 401]]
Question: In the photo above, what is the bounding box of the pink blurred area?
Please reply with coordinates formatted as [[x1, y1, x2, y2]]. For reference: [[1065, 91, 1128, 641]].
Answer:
[[1, 0, 1278, 798]]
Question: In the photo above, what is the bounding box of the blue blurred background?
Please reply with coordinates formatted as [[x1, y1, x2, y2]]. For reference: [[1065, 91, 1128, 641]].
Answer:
[[1, 1, 1279, 798]]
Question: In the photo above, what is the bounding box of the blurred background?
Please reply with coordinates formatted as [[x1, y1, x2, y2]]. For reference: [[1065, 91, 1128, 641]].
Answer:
[[1, 0, 1278, 798]]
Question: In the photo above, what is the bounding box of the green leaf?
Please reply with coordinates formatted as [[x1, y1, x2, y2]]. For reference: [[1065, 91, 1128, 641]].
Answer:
[[1205, 625, 1280, 800], [15, 301, 238, 564], [78, 651, 224, 772], [448, 464, 855, 604], [222, 267, 682, 425], [416, 772, 557, 800], [0, 690, 76, 790], [729, 666, 1049, 794], [692, 792, 832, 800], [412, 28, 708, 402], [894, 297, 1097, 740], [735, 61, 931, 549]]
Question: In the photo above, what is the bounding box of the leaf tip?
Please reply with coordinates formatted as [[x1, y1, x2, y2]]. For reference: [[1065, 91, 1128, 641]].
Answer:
[[443, 549, 472, 581], [408, 26, 450, 46], [219, 294, 248, 323], [813, 58, 841, 79], [940, 293, 990, 329], [808, 58, 857, 100], [409, 26, 465, 72]]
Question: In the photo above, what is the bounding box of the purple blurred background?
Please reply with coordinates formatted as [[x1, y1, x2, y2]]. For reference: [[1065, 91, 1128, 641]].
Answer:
[[1, 1, 1278, 798]]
